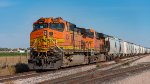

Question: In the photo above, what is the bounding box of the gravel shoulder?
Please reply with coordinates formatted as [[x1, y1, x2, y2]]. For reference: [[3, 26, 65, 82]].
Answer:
[[109, 70, 150, 84], [101, 54, 150, 84]]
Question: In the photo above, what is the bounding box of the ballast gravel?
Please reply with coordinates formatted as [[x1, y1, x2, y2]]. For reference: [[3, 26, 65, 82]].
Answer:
[[13, 65, 96, 84]]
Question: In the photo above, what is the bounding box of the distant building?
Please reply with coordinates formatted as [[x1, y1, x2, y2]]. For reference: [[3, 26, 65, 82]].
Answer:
[[18, 50, 25, 53], [0, 48, 27, 53]]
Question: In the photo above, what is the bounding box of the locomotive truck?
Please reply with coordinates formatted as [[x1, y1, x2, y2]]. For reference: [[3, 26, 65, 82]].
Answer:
[[28, 17, 150, 69]]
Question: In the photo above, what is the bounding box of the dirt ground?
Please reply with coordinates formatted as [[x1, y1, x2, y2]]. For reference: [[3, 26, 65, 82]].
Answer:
[[101, 55, 150, 84], [110, 70, 150, 84], [0, 56, 29, 76]]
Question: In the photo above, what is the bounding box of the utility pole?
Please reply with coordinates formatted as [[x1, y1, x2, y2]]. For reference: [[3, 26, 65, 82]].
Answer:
[[26, 48, 28, 63]]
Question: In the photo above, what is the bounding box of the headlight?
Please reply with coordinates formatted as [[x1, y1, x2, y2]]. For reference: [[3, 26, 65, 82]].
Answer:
[[44, 30, 47, 36]]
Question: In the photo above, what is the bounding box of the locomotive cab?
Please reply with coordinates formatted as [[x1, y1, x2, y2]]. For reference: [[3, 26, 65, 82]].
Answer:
[[29, 17, 70, 69]]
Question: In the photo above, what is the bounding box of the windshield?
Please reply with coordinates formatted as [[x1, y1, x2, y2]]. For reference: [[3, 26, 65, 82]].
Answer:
[[33, 23, 65, 32], [49, 23, 64, 32], [50, 23, 64, 29], [33, 23, 48, 31], [85, 29, 94, 38], [88, 32, 94, 38]]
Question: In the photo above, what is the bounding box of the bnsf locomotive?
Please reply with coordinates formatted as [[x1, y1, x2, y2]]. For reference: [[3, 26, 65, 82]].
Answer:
[[28, 17, 150, 69]]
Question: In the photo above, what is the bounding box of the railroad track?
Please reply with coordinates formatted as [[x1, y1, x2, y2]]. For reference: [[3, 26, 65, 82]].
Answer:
[[40, 55, 148, 84], [81, 62, 150, 84], [0, 71, 36, 82], [0, 63, 96, 83], [0, 55, 147, 83]]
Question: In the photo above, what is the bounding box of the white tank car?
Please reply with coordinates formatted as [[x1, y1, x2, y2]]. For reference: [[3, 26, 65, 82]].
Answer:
[[148, 48, 150, 53], [126, 42, 132, 56], [143, 47, 146, 54], [123, 41, 128, 56], [137, 45, 140, 54], [138, 45, 140, 54], [134, 44, 140, 55], [147, 48, 150, 54], [132, 44, 135, 55], [143, 47, 145, 54], [142, 47, 144, 54], [119, 39, 125, 57], [107, 36, 121, 58], [139, 46, 143, 54], [130, 43, 134, 55]]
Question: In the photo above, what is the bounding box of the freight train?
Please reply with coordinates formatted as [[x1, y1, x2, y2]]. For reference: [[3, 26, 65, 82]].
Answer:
[[28, 17, 150, 69]]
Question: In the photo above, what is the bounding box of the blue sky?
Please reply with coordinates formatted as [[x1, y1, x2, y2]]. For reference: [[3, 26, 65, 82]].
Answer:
[[0, 0, 150, 48]]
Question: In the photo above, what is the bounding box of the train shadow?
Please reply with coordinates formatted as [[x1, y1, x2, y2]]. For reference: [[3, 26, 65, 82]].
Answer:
[[15, 63, 30, 73]]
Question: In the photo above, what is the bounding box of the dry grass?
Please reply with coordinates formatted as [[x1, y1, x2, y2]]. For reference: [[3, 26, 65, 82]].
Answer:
[[7, 65, 16, 75], [0, 56, 28, 66], [0, 66, 16, 76], [0, 63, 29, 76], [0, 56, 29, 76]]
